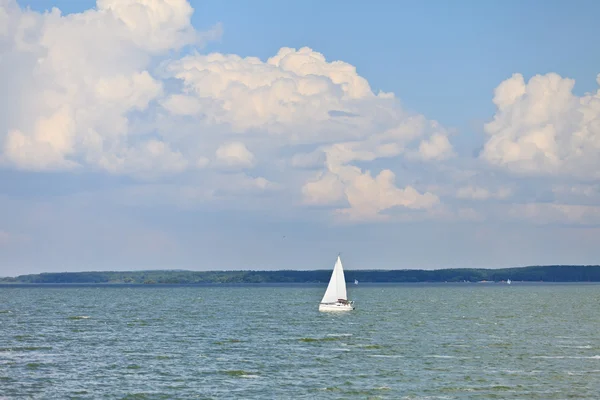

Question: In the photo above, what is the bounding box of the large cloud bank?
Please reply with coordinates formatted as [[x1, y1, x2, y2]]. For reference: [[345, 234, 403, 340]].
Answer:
[[1, 0, 599, 225]]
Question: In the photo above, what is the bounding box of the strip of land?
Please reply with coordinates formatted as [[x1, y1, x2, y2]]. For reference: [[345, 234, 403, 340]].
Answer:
[[1, 265, 599, 284]]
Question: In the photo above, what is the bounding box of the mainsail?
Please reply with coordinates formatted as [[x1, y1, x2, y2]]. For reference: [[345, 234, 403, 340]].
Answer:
[[320, 256, 347, 303]]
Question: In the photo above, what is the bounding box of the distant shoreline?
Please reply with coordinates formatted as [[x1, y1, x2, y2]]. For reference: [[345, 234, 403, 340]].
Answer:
[[2, 282, 600, 288], [1, 265, 600, 284]]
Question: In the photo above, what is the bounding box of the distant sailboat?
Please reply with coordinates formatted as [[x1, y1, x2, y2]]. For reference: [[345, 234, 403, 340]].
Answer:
[[507, 278, 511, 285], [319, 255, 355, 312], [354, 279, 359, 285]]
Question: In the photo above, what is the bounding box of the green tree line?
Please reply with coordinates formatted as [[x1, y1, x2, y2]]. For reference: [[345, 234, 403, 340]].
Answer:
[[1, 265, 600, 284]]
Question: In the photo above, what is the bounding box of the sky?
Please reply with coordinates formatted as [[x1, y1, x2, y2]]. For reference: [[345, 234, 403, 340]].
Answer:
[[1, 0, 600, 276]]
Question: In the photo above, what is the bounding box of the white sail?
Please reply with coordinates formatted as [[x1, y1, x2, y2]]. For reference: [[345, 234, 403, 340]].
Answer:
[[320, 256, 347, 303]]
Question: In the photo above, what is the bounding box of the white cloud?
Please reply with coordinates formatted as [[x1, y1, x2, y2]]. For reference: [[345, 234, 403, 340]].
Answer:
[[159, 47, 453, 159], [289, 114, 454, 170], [297, 115, 452, 221], [160, 94, 203, 116], [1, 1, 453, 190], [0, 2, 13, 38], [481, 72, 600, 178], [215, 141, 255, 168], [95, 0, 197, 52], [0, 0, 214, 177], [337, 168, 439, 221], [418, 132, 454, 161], [4, 106, 79, 171], [302, 171, 345, 206], [302, 160, 440, 222], [94, 71, 163, 111], [1, 0, 455, 223], [161, 46, 380, 136]]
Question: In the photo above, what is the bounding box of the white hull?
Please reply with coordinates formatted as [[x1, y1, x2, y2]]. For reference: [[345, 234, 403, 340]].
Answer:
[[319, 302, 355, 312]]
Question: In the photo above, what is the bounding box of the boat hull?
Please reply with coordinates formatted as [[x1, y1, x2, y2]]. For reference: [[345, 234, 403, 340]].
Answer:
[[319, 302, 355, 312]]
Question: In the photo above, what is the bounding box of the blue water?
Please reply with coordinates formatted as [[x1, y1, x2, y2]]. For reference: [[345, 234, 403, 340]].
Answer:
[[1, 283, 599, 399]]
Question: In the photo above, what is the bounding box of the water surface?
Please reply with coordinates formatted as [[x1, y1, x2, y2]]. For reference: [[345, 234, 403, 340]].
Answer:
[[1, 283, 599, 399]]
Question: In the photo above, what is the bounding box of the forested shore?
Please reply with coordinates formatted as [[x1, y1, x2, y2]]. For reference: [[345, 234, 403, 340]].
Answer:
[[2, 265, 600, 284]]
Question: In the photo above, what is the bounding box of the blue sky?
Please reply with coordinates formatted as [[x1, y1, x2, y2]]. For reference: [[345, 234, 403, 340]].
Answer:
[[1, 0, 600, 275]]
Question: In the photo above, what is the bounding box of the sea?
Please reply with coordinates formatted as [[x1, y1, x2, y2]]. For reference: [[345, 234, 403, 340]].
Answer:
[[1, 282, 599, 399]]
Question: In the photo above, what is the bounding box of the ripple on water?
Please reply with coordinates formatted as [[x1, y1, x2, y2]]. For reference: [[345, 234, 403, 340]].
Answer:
[[221, 370, 260, 378], [0, 346, 53, 352], [298, 336, 347, 342]]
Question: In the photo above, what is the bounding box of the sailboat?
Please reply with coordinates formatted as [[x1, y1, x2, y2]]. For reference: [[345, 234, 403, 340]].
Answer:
[[319, 255, 355, 312], [507, 278, 511, 285]]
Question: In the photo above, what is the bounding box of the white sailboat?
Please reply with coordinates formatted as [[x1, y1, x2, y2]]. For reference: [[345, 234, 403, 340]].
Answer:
[[319, 255, 355, 312], [507, 278, 511, 285]]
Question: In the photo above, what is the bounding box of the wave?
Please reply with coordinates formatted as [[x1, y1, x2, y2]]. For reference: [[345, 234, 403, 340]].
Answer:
[[532, 355, 600, 359], [221, 370, 260, 378], [369, 354, 404, 358], [299, 336, 348, 342], [0, 346, 52, 352]]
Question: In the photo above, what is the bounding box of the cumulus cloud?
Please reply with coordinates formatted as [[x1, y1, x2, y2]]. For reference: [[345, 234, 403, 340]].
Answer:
[[336, 168, 439, 221], [295, 115, 452, 221], [2, 0, 597, 229], [0, 0, 206, 177], [0, 0, 459, 222], [215, 141, 255, 168], [158, 45, 455, 174], [157, 46, 393, 148], [160, 94, 203, 116], [290, 115, 454, 169], [1, 0, 453, 172], [302, 158, 440, 222], [95, 0, 197, 52], [302, 171, 345, 206], [471, 71, 600, 225], [4, 106, 79, 171], [418, 132, 454, 161], [481, 72, 600, 178]]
